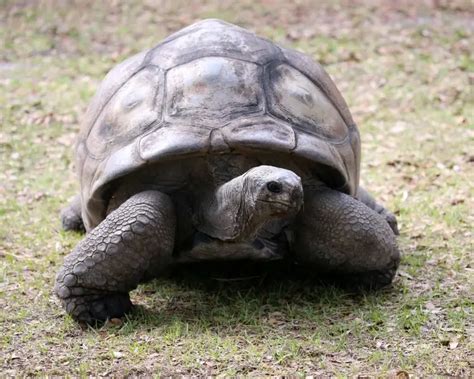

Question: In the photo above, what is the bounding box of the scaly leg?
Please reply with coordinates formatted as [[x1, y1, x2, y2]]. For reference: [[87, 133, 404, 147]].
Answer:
[[55, 191, 175, 323], [61, 194, 84, 232], [293, 189, 400, 288]]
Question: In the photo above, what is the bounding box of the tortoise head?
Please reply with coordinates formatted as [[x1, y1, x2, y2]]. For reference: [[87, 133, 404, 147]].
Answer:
[[242, 165, 303, 218], [198, 165, 303, 241]]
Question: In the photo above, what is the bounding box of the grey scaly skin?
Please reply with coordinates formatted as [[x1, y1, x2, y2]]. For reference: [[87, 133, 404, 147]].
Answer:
[[356, 187, 399, 235], [55, 191, 175, 323], [60, 194, 84, 232], [294, 189, 400, 287]]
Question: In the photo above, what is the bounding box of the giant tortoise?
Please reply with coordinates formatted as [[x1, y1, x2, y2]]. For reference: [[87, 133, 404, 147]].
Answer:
[[55, 19, 400, 323]]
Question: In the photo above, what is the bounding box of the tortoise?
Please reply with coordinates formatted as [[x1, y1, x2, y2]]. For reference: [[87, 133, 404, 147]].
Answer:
[[55, 19, 400, 323]]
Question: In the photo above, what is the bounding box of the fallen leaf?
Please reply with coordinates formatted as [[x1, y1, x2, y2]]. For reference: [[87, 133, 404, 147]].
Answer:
[[398, 271, 413, 280], [396, 370, 410, 378], [113, 351, 124, 358], [425, 302, 436, 310], [449, 340, 459, 349], [109, 318, 123, 326]]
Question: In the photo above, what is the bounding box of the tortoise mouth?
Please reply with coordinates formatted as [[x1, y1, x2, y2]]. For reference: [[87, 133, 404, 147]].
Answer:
[[256, 198, 294, 212]]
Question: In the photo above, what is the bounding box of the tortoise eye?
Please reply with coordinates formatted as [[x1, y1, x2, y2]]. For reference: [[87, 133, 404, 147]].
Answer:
[[266, 181, 282, 194]]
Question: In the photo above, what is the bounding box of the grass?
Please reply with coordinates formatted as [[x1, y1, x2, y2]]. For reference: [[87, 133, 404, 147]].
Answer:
[[1, 0, 473, 376]]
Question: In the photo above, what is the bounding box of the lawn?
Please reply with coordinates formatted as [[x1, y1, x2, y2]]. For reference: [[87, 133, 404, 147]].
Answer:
[[1, 0, 473, 376]]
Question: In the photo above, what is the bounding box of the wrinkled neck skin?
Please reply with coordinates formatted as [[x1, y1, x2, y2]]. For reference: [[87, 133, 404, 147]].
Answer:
[[197, 165, 304, 242], [198, 174, 257, 241]]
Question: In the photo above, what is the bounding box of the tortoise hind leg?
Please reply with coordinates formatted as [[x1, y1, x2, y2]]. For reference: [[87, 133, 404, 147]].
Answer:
[[61, 194, 85, 232], [357, 187, 399, 235], [55, 190, 175, 324], [293, 189, 400, 289]]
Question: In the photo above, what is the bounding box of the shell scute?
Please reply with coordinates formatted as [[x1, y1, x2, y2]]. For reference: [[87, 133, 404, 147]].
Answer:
[[164, 57, 263, 124], [266, 63, 348, 141], [85, 66, 163, 158]]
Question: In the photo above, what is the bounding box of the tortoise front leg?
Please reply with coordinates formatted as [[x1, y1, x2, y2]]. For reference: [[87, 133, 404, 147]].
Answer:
[[55, 191, 175, 324], [292, 189, 400, 288]]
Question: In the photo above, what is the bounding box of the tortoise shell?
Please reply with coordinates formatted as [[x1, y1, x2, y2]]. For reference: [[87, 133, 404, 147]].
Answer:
[[76, 19, 360, 230]]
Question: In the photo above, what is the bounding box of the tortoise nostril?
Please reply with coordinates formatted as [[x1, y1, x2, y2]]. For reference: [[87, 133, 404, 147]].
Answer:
[[266, 181, 282, 194]]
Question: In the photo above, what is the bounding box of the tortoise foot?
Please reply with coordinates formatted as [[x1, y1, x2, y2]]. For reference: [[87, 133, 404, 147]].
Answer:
[[61, 293, 133, 324]]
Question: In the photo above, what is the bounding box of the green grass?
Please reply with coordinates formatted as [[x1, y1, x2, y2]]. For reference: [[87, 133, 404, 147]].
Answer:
[[1, 0, 473, 376]]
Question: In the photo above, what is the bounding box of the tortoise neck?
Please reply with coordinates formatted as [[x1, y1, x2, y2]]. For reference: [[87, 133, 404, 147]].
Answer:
[[196, 172, 253, 241]]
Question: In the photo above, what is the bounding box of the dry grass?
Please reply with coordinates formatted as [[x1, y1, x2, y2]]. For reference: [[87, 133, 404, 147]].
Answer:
[[1, 0, 473, 376]]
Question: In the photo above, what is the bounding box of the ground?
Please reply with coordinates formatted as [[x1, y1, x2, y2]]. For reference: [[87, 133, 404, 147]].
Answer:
[[0, 0, 473, 376]]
